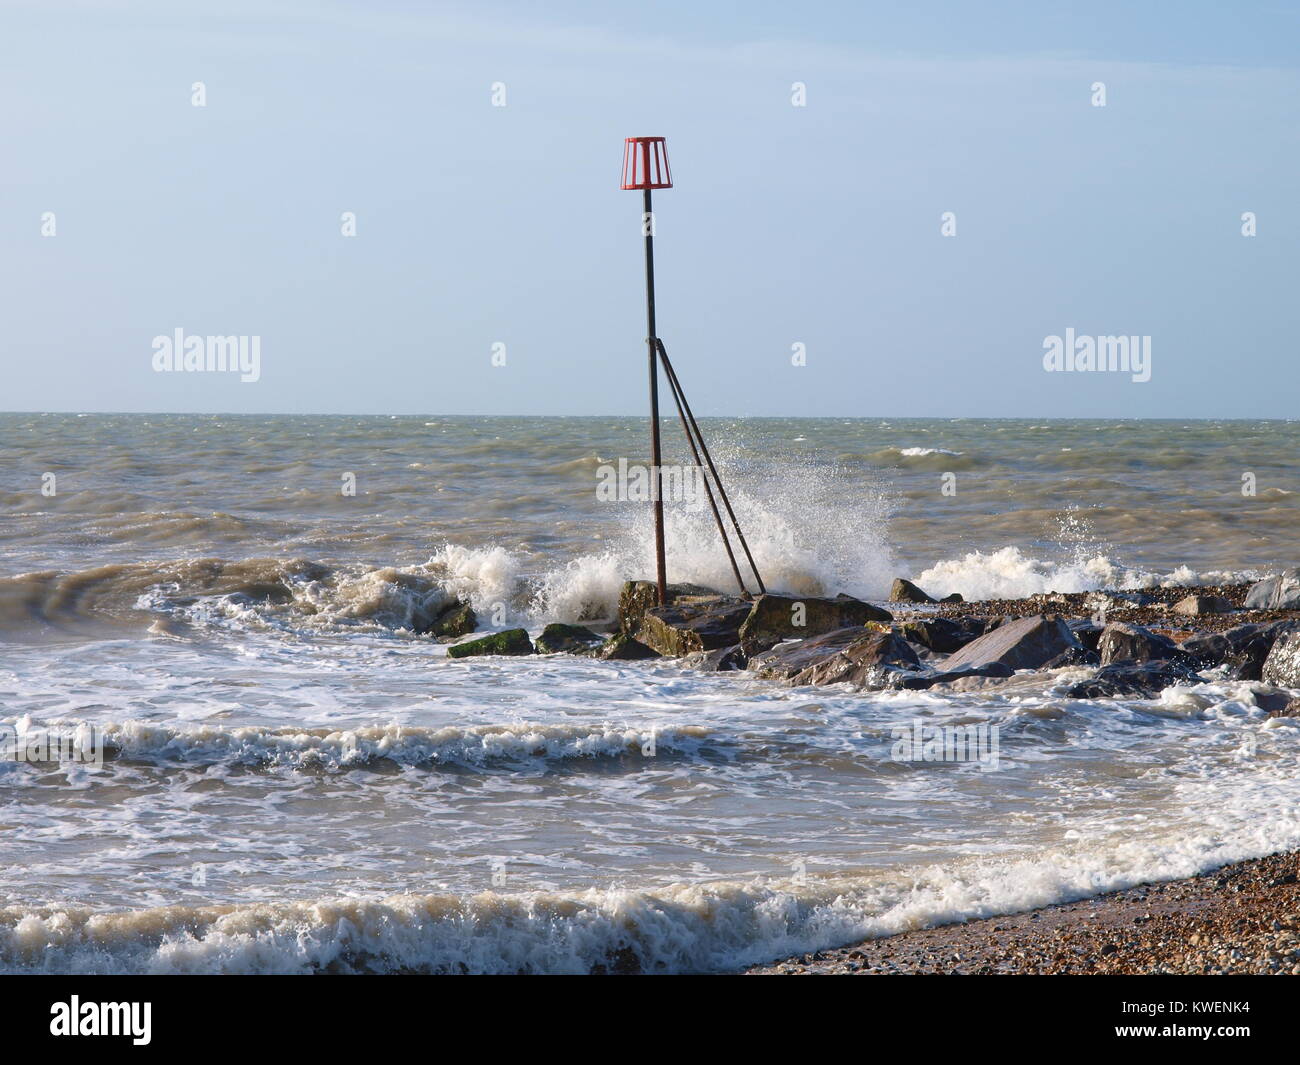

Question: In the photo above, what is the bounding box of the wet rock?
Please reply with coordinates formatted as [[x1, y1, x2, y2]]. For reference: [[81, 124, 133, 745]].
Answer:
[[748, 626, 888, 680], [941, 614, 1082, 673], [534, 623, 604, 654], [1066, 661, 1203, 699], [430, 601, 477, 638], [1178, 631, 1230, 669], [1097, 622, 1179, 665], [1179, 621, 1297, 679], [597, 633, 660, 660], [638, 598, 754, 657], [1245, 569, 1300, 611], [446, 628, 533, 658], [1254, 688, 1294, 715], [1267, 697, 1300, 719], [1042, 646, 1100, 668], [1231, 622, 1299, 679], [683, 644, 748, 671], [615, 580, 721, 637], [789, 629, 923, 689], [1067, 618, 1105, 652], [925, 671, 1020, 693], [900, 616, 986, 655], [889, 578, 934, 604], [1172, 594, 1233, 617], [1262, 632, 1300, 688], [939, 592, 964, 603], [737, 593, 892, 655], [898, 662, 1014, 690]]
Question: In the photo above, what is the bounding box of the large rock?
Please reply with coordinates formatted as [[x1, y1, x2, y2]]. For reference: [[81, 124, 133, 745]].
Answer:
[[616, 580, 721, 637], [900, 616, 986, 655], [1180, 621, 1298, 679], [637, 598, 753, 657], [446, 628, 533, 658], [1245, 569, 1300, 611], [1176, 623, 1288, 679], [1066, 661, 1203, 699], [736, 593, 892, 655], [748, 626, 888, 680], [534, 623, 604, 654], [941, 615, 1081, 673], [788, 630, 923, 689], [1233, 622, 1298, 679], [1262, 632, 1300, 688], [1097, 621, 1180, 665], [889, 578, 934, 604]]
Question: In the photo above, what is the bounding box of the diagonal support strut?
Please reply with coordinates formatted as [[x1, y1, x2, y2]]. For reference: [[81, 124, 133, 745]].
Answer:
[[656, 339, 767, 596]]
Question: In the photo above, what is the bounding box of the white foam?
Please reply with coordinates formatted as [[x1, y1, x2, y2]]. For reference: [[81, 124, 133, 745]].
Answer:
[[423, 544, 523, 618]]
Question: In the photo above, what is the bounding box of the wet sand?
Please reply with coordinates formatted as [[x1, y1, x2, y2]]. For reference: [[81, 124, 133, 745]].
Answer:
[[745, 851, 1300, 974]]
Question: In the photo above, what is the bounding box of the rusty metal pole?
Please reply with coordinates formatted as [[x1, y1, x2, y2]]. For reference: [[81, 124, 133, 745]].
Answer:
[[643, 185, 668, 607]]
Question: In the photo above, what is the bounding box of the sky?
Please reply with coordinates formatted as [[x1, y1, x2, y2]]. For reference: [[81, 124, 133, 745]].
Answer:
[[2, 0, 1298, 417]]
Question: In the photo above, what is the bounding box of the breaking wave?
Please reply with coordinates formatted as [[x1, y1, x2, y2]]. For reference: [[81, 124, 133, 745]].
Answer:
[[5, 808, 1299, 974], [1, 718, 710, 771], [0, 453, 900, 635], [0, 542, 1265, 641]]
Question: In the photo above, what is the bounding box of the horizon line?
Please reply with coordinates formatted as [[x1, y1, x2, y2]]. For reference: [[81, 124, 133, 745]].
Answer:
[[1, 410, 1296, 423]]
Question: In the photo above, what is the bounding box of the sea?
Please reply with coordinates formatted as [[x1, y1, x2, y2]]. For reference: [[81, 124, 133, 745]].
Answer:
[[1, 413, 1298, 973]]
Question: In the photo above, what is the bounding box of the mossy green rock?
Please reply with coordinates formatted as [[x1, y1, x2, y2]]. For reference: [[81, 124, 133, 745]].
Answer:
[[736, 594, 893, 655], [446, 628, 533, 658], [639, 599, 754, 657], [431, 602, 477, 638], [616, 580, 721, 637], [535, 623, 604, 654], [598, 632, 660, 660]]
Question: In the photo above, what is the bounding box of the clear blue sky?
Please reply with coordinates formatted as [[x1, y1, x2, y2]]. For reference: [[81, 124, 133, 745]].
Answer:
[[3, 0, 1298, 416]]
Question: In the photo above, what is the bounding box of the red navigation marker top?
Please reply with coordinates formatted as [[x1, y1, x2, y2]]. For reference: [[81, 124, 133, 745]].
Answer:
[[620, 136, 672, 190]]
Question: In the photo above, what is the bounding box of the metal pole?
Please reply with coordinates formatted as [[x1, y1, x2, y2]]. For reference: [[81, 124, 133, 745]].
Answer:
[[644, 186, 668, 607]]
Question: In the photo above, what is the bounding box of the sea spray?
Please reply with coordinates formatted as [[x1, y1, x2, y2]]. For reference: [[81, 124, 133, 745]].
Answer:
[[914, 547, 1247, 602]]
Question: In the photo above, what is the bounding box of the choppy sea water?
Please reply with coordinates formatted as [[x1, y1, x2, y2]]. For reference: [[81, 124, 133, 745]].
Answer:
[[1, 413, 1298, 973]]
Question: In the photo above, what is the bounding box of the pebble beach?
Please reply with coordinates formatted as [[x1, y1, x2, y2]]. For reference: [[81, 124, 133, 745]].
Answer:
[[746, 850, 1300, 975]]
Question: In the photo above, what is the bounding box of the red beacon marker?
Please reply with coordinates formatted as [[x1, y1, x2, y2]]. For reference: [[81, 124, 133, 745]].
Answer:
[[620, 136, 673, 190]]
